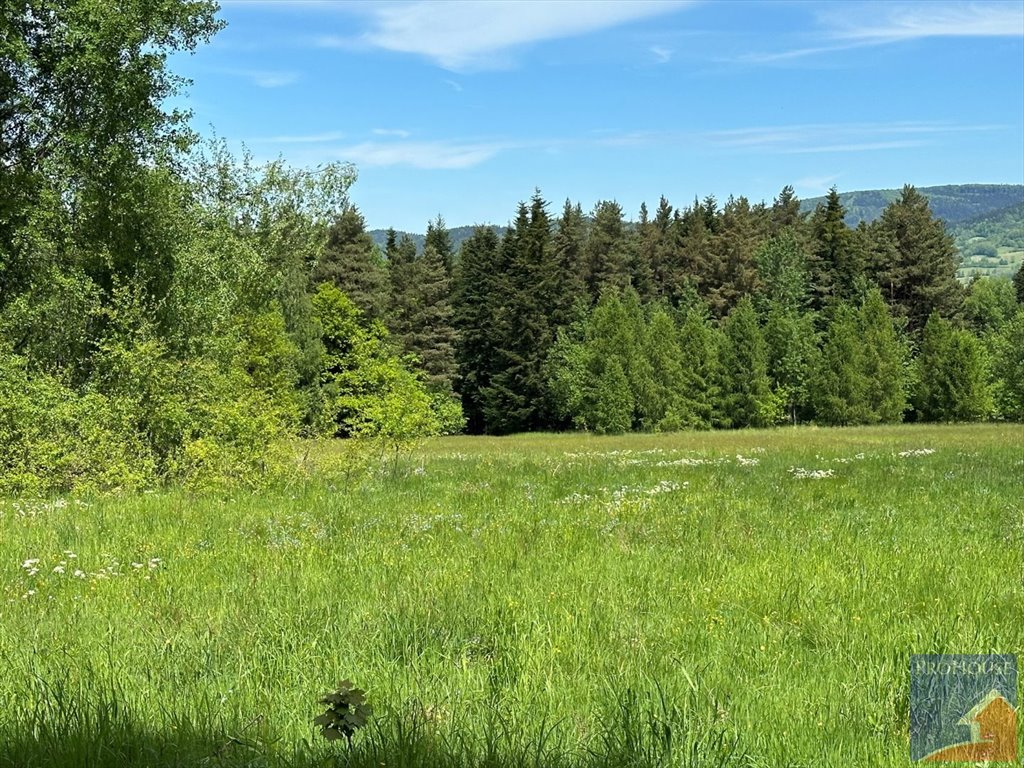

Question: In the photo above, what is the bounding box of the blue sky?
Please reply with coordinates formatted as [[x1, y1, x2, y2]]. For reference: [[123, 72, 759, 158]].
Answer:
[[171, 0, 1024, 232]]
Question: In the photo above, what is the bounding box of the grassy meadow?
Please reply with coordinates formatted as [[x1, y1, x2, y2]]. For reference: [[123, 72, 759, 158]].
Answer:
[[1, 424, 1022, 767]]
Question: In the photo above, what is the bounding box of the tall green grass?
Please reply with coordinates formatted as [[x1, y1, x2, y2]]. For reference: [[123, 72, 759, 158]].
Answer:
[[1, 424, 1021, 766]]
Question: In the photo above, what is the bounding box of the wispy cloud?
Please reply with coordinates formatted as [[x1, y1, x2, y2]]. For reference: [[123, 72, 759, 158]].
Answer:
[[248, 131, 345, 144], [740, 1, 1024, 64], [706, 120, 1001, 153], [444, 79, 464, 92], [372, 128, 412, 138], [218, 68, 300, 88], [794, 174, 841, 195], [328, 140, 512, 169], [322, 0, 693, 71], [650, 45, 673, 64]]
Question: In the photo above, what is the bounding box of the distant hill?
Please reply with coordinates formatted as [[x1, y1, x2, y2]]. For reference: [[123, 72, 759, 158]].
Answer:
[[949, 202, 1024, 280], [800, 184, 1024, 227], [369, 224, 508, 255], [370, 185, 1024, 277]]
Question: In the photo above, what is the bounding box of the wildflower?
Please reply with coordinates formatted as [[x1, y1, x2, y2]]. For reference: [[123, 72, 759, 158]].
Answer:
[[21, 558, 39, 569], [52, 565, 65, 574]]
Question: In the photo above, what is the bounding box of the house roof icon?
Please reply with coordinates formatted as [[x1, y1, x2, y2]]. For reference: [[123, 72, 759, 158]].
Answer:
[[923, 687, 1017, 763]]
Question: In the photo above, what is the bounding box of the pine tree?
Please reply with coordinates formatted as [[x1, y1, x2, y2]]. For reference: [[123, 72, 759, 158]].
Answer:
[[914, 312, 992, 421], [770, 185, 803, 235], [1013, 266, 1024, 304], [312, 206, 388, 320], [875, 186, 963, 333], [720, 296, 781, 427]]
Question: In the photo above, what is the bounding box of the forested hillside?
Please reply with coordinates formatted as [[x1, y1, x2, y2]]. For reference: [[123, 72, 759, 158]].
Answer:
[[2, 2, 1022, 495], [800, 184, 1024, 227], [951, 203, 1024, 280]]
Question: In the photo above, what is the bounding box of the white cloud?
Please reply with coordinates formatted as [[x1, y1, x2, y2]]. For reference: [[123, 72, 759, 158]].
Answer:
[[330, 140, 510, 169], [372, 128, 412, 138], [248, 131, 345, 144], [219, 68, 300, 88], [740, 1, 1023, 64], [706, 121, 1000, 152], [827, 2, 1024, 42], [794, 174, 841, 195], [340, 0, 692, 70], [650, 45, 673, 63]]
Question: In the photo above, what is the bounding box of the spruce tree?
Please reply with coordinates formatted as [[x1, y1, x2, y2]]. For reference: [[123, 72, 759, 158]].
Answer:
[[809, 187, 862, 308], [584, 201, 632, 299], [810, 303, 870, 425], [313, 206, 388, 320], [640, 305, 689, 431], [389, 245, 458, 396], [720, 296, 781, 427], [482, 194, 556, 433], [706, 196, 763, 318], [858, 288, 909, 422], [914, 312, 992, 421], [875, 186, 963, 333], [1014, 266, 1024, 304], [425, 215, 455, 275], [549, 200, 588, 328], [676, 304, 719, 429], [452, 226, 505, 433]]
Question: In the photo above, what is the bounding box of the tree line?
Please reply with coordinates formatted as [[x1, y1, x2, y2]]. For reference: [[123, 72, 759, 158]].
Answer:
[[330, 188, 1023, 435]]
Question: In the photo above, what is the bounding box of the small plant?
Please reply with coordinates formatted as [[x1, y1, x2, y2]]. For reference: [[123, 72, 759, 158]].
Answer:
[[315, 680, 372, 746]]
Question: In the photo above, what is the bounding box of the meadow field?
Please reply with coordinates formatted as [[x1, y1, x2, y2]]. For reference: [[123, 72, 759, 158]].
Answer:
[[1, 424, 1021, 767]]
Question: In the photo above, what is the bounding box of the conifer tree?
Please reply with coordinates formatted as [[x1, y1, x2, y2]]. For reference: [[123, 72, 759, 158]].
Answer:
[[1014, 266, 1024, 304], [770, 185, 803, 235], [425, 215, 455, 275], [858, 288, 909, 422], [810, 303, 870, 426], [389, 245, 458, 397], [640, 305, 689, 430], [808, 187, 862, 308], [720, 296, 781, 427], [584, 201, 632, 299], [313, 206, 388, 320], [706, 196, 763, 318], [675, 305, 720, 429], [482, 194, 556, 433], [914, 312, 992, 421], [453, 226, 505, 433], [875, 186, 963, 333], [549, 200, 588, 328]]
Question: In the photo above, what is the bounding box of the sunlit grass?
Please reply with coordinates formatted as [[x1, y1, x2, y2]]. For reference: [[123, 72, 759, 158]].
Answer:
[[1, 423, 1021, 766]]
